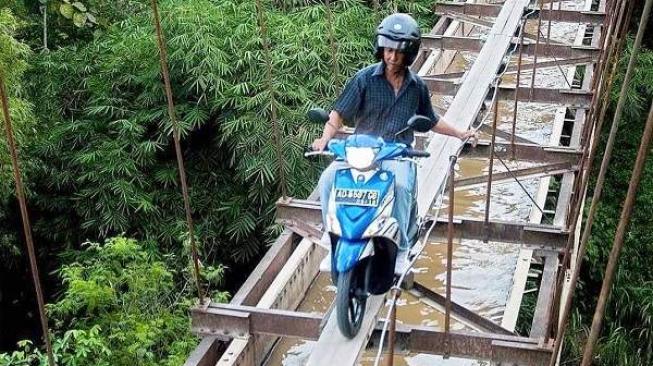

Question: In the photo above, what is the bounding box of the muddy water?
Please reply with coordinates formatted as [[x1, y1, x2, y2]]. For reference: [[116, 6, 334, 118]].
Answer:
[[265, 1, 585, 364]]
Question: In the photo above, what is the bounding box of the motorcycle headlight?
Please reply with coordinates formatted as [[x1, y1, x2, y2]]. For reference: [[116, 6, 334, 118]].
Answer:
[[345, 147, 378, 170]]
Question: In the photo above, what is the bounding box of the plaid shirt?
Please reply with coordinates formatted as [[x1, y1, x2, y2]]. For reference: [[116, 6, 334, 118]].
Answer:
[[333, 62, 438, 145]]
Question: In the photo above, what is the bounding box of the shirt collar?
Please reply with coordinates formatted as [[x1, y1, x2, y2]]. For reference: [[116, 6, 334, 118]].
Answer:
[[373, 62, 417, 84]]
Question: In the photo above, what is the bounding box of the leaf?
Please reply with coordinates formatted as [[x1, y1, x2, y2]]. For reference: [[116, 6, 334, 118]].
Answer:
[[72, 1, 87, 12], [73, 12, 88, 27], [60, 3, 75, 19]]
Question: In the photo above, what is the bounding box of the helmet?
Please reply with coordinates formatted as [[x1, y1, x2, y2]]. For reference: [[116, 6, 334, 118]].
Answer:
[[374, 13, 421, 66]]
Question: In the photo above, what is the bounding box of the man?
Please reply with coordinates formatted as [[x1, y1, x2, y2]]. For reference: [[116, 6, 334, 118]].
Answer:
[[312, 13, 475, 272]]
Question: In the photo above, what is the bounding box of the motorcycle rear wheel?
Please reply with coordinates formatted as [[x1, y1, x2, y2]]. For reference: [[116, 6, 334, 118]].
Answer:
[[336, 268, 367, 339]]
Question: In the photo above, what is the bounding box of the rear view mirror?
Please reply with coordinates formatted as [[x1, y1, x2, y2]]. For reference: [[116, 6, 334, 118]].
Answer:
[[307, 108, 329, 124], [407, 115, 432, 132]]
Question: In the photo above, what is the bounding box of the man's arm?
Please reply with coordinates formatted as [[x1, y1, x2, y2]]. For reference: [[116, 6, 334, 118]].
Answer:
[[312, 110, 344, 151], [431, 118, 476, 140]]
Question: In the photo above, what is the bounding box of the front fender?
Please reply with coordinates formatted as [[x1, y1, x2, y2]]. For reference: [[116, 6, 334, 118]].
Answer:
[[334, 238, 368, 273]]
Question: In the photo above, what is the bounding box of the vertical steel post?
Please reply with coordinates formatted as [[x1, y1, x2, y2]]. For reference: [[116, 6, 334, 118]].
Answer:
[[545, 0, 554, 45], [0, 73, 55, 366], [444, 155, 457, 358], [150, 0, 204, 302], [581, 99, 653, 366], [484, 90, 500, 232], [385, 288, 400, 366], [511, 26, 526, 160], [529, 0, 545, 100]]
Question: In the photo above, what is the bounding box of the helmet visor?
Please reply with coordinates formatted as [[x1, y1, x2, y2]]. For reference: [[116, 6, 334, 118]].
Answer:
[[377, 35, 411, 52]]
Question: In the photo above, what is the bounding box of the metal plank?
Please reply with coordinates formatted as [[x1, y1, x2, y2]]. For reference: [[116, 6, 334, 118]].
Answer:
[[530, 255, 559, 339], [183, 337, 222, 366], [421, 34, 484, 52], [306, 295, 386, 365]]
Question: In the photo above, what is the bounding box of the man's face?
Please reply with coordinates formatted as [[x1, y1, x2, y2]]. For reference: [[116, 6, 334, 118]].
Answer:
[[383, 48, 406, 73]]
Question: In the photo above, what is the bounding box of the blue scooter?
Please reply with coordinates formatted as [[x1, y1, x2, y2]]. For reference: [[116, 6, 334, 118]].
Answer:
[[307, 109, 432, 338]]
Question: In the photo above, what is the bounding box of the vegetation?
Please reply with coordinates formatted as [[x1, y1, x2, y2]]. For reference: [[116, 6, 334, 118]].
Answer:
[[561, 41, 653, 366]]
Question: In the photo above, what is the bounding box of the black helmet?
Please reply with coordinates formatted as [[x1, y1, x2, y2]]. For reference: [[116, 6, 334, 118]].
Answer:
[[374, 13, 421, 66]]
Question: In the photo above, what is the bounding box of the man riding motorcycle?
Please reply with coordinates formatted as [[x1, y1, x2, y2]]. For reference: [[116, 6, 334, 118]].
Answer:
[[312, 13, 475, 273]]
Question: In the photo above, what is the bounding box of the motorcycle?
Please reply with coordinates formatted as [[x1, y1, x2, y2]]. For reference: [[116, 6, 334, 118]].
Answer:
[[306, 108, 432, 339]]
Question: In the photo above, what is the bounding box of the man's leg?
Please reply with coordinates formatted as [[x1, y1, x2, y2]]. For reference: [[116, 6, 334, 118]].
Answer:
[[382, 160, 417, 251], [318, 160, 349, 230]]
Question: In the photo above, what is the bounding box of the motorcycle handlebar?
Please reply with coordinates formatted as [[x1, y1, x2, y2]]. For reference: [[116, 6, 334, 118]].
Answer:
[[405, 149, 431, 158]]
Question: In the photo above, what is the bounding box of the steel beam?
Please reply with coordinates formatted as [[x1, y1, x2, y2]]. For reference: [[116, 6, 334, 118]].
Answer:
[[421, 35, 600, 60], [275, 199, 569, 249], [191, 303, 324, 340], [498, 87, 592, 107], [453, 161, 577, 189], [379, 325, 553, 364], [430, 217, 569, 250], [412, 281, 516, 335], [432, 56, 594, 79], [435, 2, 606, 24], [462, 140, 582, 163], [530, 254, 559, 339]]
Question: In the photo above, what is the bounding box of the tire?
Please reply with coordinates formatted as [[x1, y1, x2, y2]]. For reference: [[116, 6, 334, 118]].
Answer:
[[336, 268, 367, 339]]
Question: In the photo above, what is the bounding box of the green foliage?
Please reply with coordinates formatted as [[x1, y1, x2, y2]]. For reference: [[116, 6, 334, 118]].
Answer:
[[0, 237, 211, 366], [23, 0, 388, 264], [0, 8, 34, 265], [562, 42, 653, 365]]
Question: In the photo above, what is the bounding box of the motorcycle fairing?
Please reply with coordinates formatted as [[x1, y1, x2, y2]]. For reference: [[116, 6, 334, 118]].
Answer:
[[327, 135, 410, 163], [334, 169, 394, 239], [334, 237, 370, 273]]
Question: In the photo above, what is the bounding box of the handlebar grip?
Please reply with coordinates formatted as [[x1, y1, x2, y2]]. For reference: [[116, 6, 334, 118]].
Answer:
[[406, 149, 431, 158]]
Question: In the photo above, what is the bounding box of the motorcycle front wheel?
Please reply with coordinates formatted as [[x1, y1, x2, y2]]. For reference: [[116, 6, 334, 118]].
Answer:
[[336, 268, 367, 339]]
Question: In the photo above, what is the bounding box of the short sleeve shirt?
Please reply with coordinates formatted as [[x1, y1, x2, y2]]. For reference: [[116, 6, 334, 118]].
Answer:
[[332, 62, 438, 145]]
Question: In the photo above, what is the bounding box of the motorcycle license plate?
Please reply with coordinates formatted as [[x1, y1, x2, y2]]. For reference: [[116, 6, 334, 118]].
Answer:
[[334, 188, 380, 207]]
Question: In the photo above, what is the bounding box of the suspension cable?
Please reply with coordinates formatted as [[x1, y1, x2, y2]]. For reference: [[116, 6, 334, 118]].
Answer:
[[149, 0, 205, 303], [0, 72, 56, 366]]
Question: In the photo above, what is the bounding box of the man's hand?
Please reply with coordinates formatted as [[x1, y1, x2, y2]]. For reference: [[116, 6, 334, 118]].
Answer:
[[458, 129, 478, 146], [312, 137, 330, 151]]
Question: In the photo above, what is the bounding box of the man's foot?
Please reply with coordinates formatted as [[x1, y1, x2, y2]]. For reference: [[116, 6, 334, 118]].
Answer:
[[394, 249, 410, 275]]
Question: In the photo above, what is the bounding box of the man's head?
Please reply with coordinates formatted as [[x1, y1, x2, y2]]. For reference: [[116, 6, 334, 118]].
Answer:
[[374, 13, 421, 67]]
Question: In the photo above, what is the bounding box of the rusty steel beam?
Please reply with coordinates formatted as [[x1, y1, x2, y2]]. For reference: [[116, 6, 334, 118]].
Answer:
[[462, 140, 582, 163], [432, 56, 594, 80], [396, 326, 552, 364], [430, 217, 569, 250], [435, 2, 606, 24], [422, 76, 461, 95], [421, 34, 484, 52], [184, 337, 223, 366], [412, 281, 516, 335], [191, 303, 324, 340], [453, 161, 577, 189], [275, 199, 568, 249], [497, 87, 592, 107], [530, 254, 559, 339], [422, 35, 600, 61]]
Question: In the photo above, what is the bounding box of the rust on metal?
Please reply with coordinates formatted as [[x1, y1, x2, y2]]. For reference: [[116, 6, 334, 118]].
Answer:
[[434, 2, 606, 24]]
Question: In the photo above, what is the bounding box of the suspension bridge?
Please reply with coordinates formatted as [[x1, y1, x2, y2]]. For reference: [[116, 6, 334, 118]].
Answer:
[[3, 0, 652, 365]]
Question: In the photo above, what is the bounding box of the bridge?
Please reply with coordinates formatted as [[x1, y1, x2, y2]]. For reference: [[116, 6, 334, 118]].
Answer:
[[180, 0, 629, 364], [3, 0, 651, 365]]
